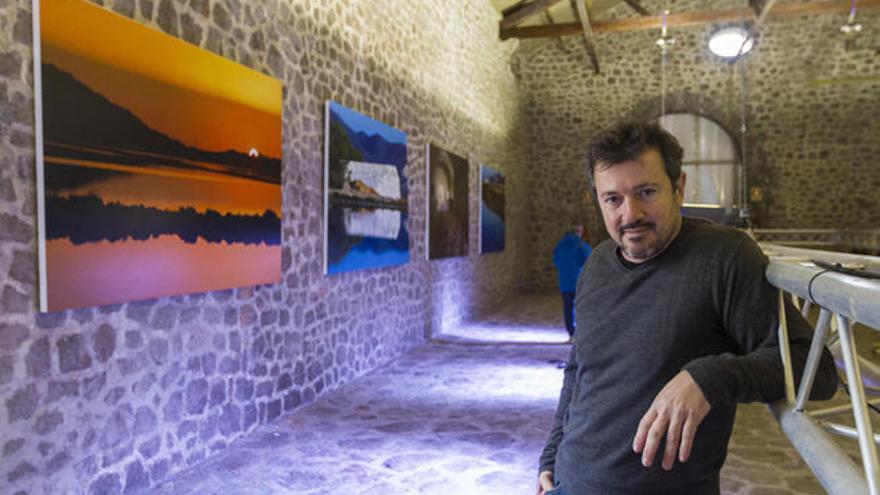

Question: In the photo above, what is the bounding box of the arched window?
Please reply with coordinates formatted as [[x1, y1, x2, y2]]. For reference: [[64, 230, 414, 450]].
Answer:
[[658, 113, 738, 208]]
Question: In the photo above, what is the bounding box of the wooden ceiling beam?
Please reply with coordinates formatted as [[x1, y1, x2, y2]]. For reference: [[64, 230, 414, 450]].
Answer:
[[574, 0, 601, 74], [622, 0, 650, 16], [500, 0, 880, 39], [755, 0, 780, 25], [500, 0, 566, 30]]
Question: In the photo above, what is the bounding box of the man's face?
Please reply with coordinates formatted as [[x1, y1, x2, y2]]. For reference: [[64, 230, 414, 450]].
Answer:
[[594, 149, 685, 263]]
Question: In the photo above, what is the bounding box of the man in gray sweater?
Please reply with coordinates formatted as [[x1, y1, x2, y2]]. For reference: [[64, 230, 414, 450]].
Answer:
[[536, 121, 838, 494]]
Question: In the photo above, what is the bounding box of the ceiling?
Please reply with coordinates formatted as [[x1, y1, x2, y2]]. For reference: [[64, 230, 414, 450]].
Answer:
[[490, 1, 879, 72]]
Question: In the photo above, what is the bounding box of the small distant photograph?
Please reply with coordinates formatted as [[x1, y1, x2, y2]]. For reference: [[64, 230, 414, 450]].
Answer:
[[427, 144, 469, 259], [480, 165, 506, 254], [324, 101, 409, 275], [35, 0, 283, 311]]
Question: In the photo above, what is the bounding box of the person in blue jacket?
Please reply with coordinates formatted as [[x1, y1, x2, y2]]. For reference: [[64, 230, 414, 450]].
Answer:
[[552, 224, 592, 339]]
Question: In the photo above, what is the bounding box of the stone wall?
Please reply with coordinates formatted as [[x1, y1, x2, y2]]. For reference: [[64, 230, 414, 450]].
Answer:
[[0, 0, 526, 493], [517, 0, 880, 290]]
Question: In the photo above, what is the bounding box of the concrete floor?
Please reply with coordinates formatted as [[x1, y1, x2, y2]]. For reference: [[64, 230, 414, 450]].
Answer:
[[149, 293, 863, 495]]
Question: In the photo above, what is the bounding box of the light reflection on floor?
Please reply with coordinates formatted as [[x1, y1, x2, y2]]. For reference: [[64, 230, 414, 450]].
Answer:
[[150, 292, 834, 495]]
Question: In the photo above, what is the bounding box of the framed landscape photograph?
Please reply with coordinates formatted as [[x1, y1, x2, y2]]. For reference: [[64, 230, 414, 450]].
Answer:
[[426, 143, 469, 260], [479, 165, 506, 254], [324, 101, 409, 275], [33, 0, 283, 311]]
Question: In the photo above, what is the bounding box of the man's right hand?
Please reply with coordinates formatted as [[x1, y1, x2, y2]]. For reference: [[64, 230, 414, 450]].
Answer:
[[535, 470, 554, 495]]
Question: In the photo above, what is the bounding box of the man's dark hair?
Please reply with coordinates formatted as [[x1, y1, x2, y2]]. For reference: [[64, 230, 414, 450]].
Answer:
[[585, 121, 684, 194]]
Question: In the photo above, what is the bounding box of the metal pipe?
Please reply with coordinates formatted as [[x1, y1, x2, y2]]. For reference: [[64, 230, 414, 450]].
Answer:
[[836, 314, 880, 493], [770, 401, 869, 494], [795, 308, 833, 411], [763, 247, 880, 330], [822, 421, 880, 444], [778, 290, 797, 404], [808, 399, 880, 419], [801, 299, 813, 318]]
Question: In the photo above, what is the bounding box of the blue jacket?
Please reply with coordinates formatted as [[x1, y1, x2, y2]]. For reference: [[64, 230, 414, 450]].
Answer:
[[553, 233, 591, 292]]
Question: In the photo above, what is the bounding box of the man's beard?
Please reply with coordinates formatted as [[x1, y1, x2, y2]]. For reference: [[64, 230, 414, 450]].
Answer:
[[619, 220, 660, 260]]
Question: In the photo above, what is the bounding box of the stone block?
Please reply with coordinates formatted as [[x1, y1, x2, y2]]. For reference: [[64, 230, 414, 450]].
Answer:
[[47, 380, 79, 402], [83, 372, 107, 401], [37, 440, 53, 456], [255, 380, 272, 397], [123, 459, 149, 494], [283, 390, 302, 412], [147, 338, 169, 364], [0, 354, 13, 385], [47, 451, 71, 474], [0, 322, 28, 350], [267, 399, 281, 421], [149, 458, 169, 483], [125, 300, 153, 324], [242, 404, 257, 429], [151, 305, 178, 330], [276, 372, 292, 392], [0, 51, 23, 81], [104, 386, 125, 406], [7, 461, 36, 483], [3, 438, 25, 457], [93, 323, 116, 363], [0, 212, 29, 243], [202, 353, 216, 375], [6, 384, 39, 422], [74, 455, 97, 481], [157, 0, 179, 36], [89, 472, 121, 495], [177, 419, 197, 439], [9, 249, 35, 285], [218, 404, 240, 436], [1, 285, 29, 314], [218, 356, 239, 374], [34, 409, 64, 435], [113, 0, 136, 18], [36, 311, 67, 329], [100, 409, 131, 449], [234, 378, 253, 401], [163, 391, 182, 422], [159, 362, 181, 389], [185, 378, 208, 415], [134, 406, 157, 436], [199, 413, 217, 441], [138, 435, 160, 459], [124, 330, 143, 349], [209, 379, 225, 406], [58, 334, 92, 373], [25, 337, 50, 378]]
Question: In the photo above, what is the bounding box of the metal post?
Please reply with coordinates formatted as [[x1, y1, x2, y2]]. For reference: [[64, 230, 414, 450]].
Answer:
[[778, 290, 796, 404], [795, 308, 833, 411], [836, 313, 880, 494], [801, 299, 813, 319]]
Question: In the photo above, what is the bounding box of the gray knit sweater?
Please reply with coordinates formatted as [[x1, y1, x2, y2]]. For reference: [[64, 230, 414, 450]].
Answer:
[[539, 218, 837, 494]]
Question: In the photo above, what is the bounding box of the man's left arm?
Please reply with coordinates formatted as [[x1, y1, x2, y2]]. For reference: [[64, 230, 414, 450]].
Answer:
[[634, 236, 838, 470], [683, 237, 838, 406]]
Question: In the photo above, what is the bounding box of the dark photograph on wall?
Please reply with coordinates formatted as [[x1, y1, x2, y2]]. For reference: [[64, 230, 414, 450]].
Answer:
[[426, 144, 469, 259], [324, 101, 410, 275], [480, 165, 506, 254], [34, 0, 283, 312]]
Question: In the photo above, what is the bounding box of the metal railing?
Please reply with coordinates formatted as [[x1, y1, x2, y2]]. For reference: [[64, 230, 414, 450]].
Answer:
[[753, 228, 880, 254], [762, 243, 880, 495]]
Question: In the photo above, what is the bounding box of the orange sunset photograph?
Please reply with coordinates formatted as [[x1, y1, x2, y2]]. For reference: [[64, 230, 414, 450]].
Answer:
[[35, 0, 283, 312]]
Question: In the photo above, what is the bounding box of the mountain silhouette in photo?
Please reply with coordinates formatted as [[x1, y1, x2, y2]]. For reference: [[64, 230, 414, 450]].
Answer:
[[328, 107, 407, 197], [41, 63, 280, 185], [46, 194, 281, 246]]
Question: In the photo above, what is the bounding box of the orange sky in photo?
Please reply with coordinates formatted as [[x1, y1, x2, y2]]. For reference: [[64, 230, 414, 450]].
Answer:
[[39, 0, 282, 157], [46, 236, 281, 311]]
